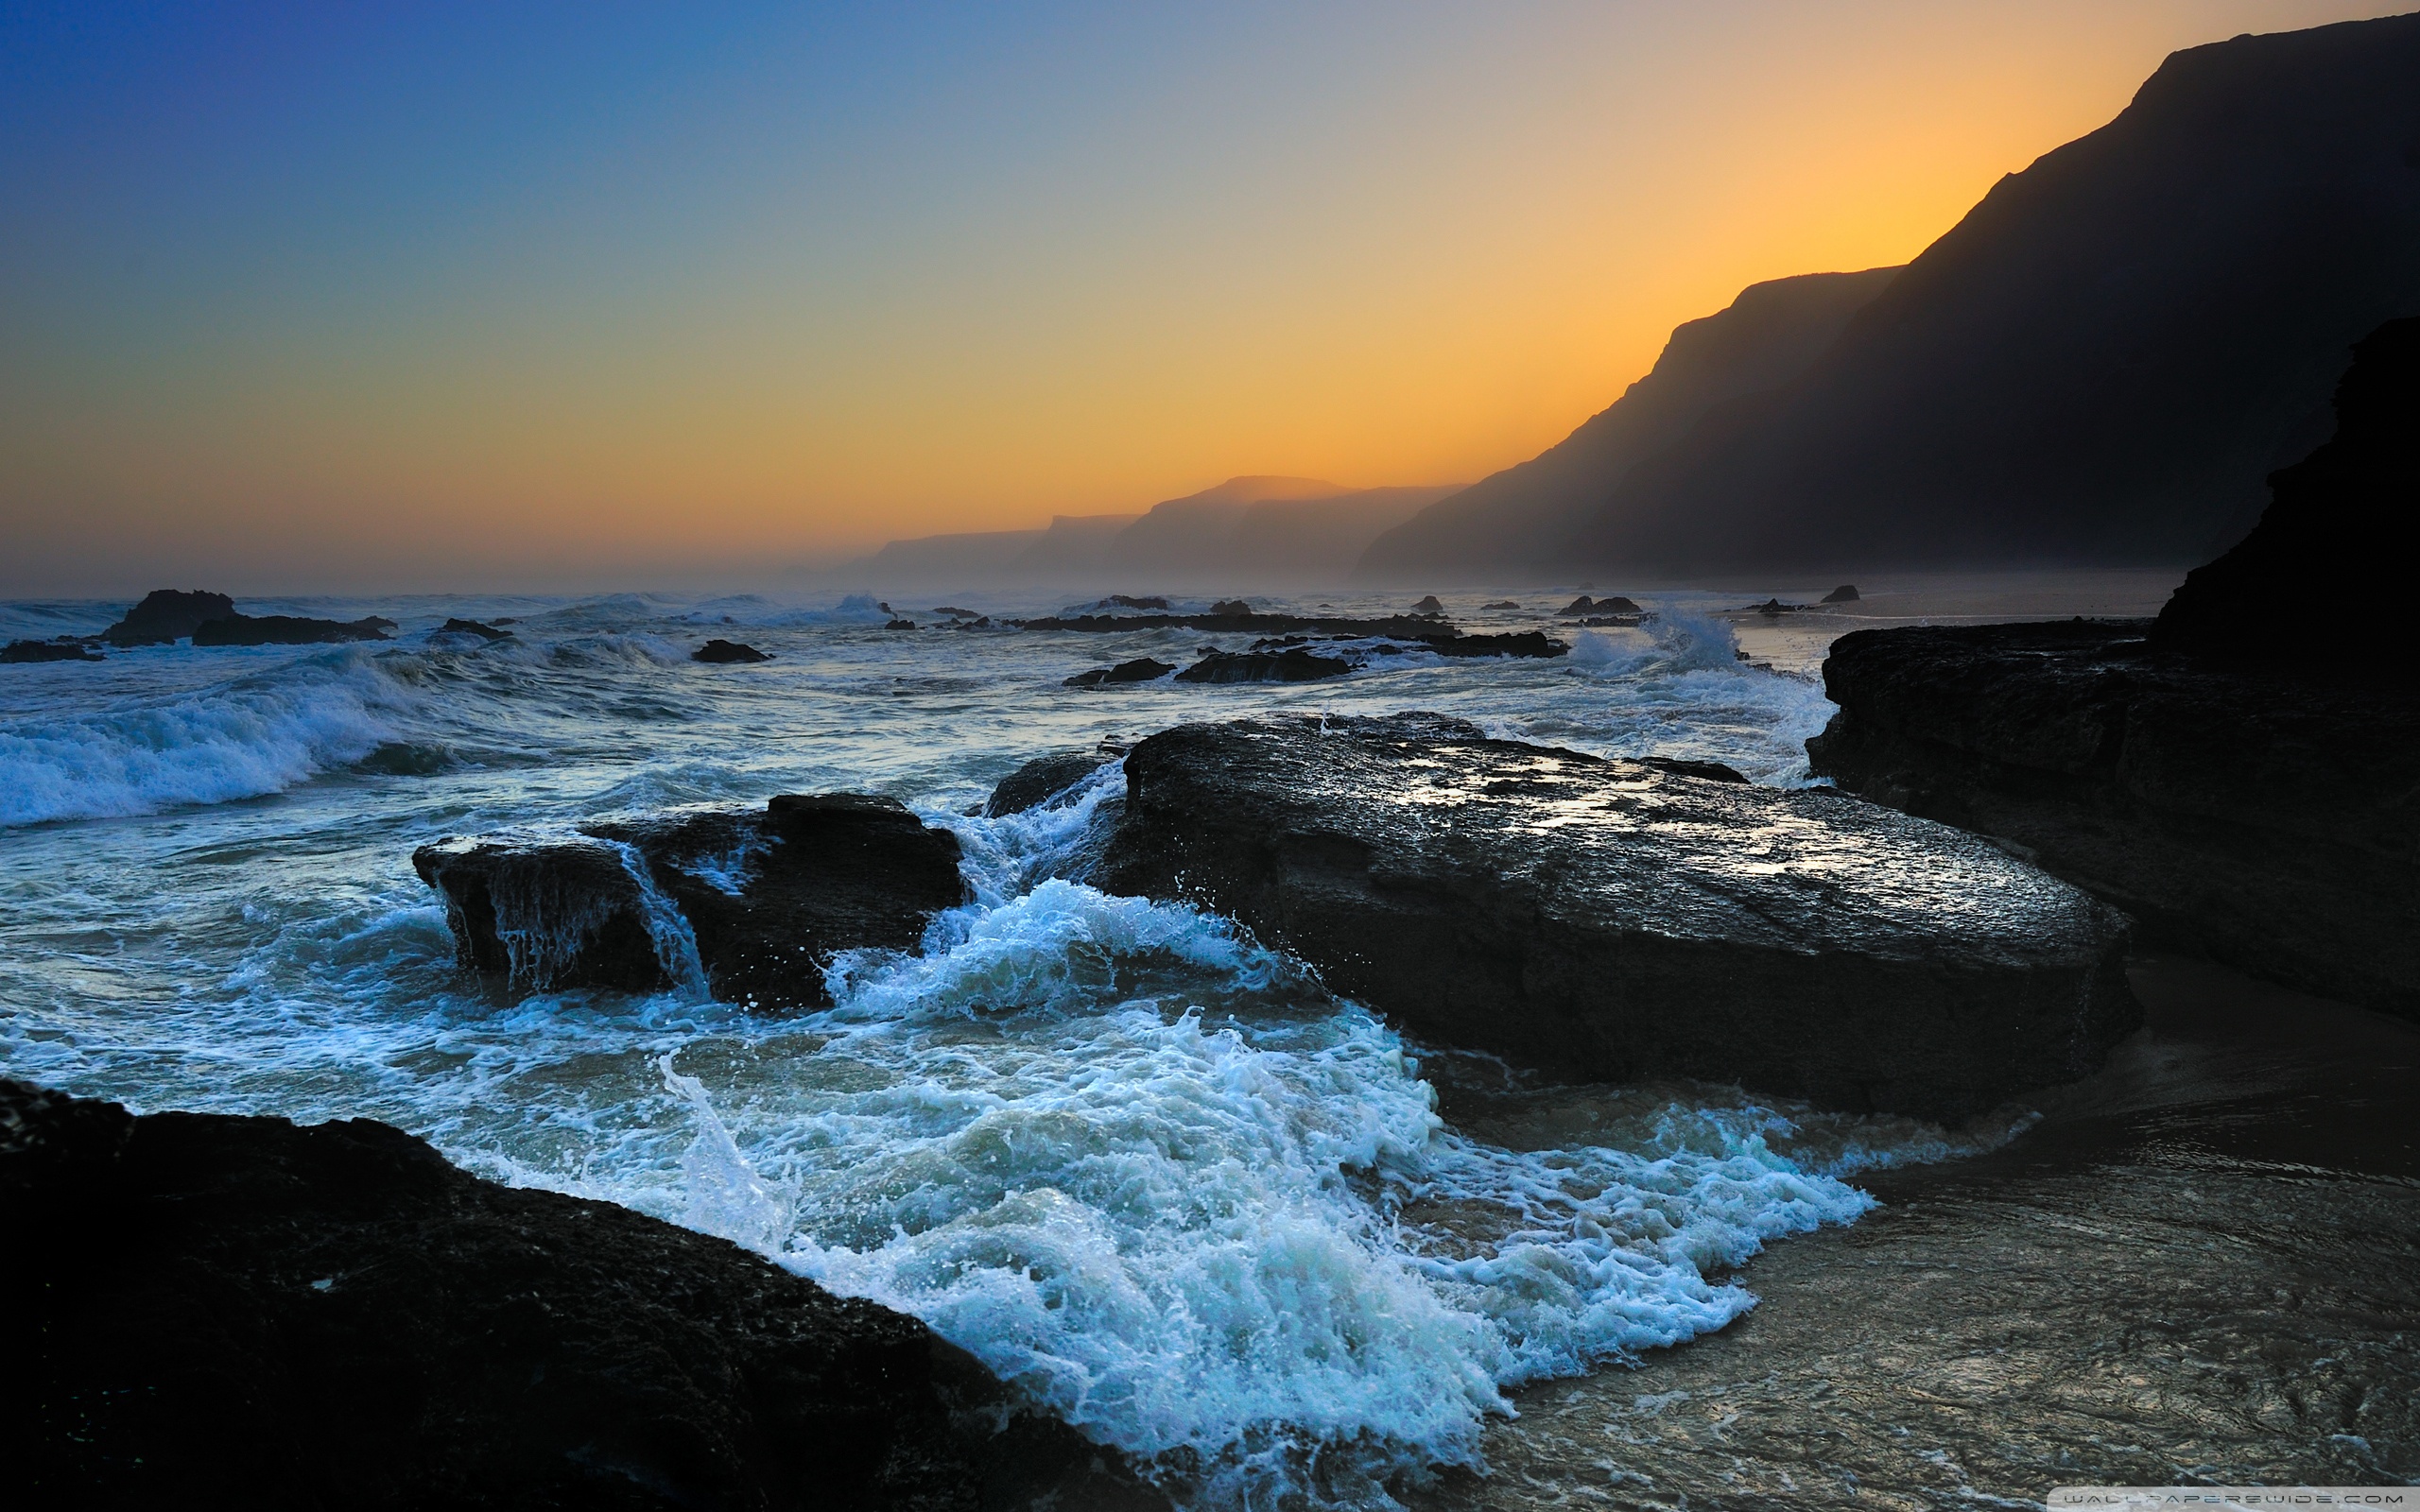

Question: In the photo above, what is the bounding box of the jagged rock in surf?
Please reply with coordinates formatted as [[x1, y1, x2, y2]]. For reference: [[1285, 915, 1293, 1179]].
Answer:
[[1633, 756, 1749, 783], [1559, 595, 1641, 616], [692, 638, 770, 663], [1822, 584, 1861, 604], [1095, 713, 2138, 1122], [438, 617, 513, 641], [984, 751, 1118, 817], [1063, 658, 1175, 689], [191, 613, 394, 646], [1418, 630, 1566, 660], [1410, 595, 1446, 616], [2, 640, 103, 663], [100, 589, 236, 646], [411, 795, 965, 1009], [1174, 648, 1353, 684], [1807, 621, 2420, 1015], [1481, 600, 1521, 610], [1, 1078, 1153, 1512], [884, 618, 918, 631], [1208, 599, 1253, 617]]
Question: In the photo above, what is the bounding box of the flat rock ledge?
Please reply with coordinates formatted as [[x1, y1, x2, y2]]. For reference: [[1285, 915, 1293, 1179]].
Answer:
[[1807, 620, 2420, 1014], [2, 1079, 1153, 1511], [413, 794, 966, 1008], [1093, 714, 2138, 1122]]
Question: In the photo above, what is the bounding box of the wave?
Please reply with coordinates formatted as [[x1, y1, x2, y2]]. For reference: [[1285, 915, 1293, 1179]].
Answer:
[[0, 649, 422, 826]]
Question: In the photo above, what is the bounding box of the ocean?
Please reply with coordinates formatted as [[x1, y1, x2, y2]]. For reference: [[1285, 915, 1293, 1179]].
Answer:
[[0, 577, 2180, 1509]]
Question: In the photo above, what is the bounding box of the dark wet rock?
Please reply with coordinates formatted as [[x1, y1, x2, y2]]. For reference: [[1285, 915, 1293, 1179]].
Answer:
[[934, 606, 977, 618], [693, 638, 771, 663], [438, 616, 512, 641], [1410, 595, 1445, 616], [1208, 599, 1253, 617], [192, 614, 393, 646], [1745, 598, 1803, 616], [1065, 658, 1176, 688], [1017, 610, 1454, 638], [1480, 600, 1521, 610], [1558, 594, 1642, 616], [100, 589, 235, 646], [412, 795, 967, 1009], [1821, 584, 1860, 604], [1417, 631, 1565, 660], [2, 639, 102, 663], [1174, 648, 1354, 685], [985, 752, 1118, 817], [1807, 620, 2420, 1015], [1633, 756, 1748, 783], [1094, 713, 2138, 1122], [884, 618, 917, 630], [2, 1078, 1152, 1512], [2153, 316, 2417, 669], [953, 616, 993, 629]]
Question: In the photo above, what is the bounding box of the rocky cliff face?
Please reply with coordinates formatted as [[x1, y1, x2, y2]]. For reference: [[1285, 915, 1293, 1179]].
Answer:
[[1093, 714, 2138, 1123], [1358, 268, 1898, 577], [2, 1079, 1151, 1511]]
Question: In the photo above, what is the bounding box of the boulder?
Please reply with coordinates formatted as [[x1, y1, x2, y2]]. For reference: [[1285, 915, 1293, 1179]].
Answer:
[[1480, 600, 1521, 610], [1806, 620, 2420, 1014], [192, 614, 393, 646], [693, 638, 771, 663], [1173, 648, 1353, 684], [439, 617, 512, 641], [1208, 599, 1253, 617], [1558, 594, 1642, 616], [100, 589, 234, 646], [2, 640, 102, 663], [985, 752, 1118, 817], [1821, 584, 1860, 604], [1063, 658, 1175, 688], [412, 795, 966, 1009], [1419, 631, 1565, 660], [1410, 595, 1446, 616], [1, 1079, 1148, 1511], [885, 618, 919, 631], [1094, 714, 2138, 1122]]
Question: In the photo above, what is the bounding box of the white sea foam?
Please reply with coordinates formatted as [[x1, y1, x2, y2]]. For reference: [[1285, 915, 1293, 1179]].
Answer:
[[0, 649, 419, 827]]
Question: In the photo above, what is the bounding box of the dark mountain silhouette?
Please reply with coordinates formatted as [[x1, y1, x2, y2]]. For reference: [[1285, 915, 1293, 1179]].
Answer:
[[1369, 11, 2420, 579], [1359, 268, 1900, 576]]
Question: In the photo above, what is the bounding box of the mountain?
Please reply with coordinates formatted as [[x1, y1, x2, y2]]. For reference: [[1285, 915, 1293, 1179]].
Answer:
[[1369, 10, 2420, 580], [836, 476, 1458, 589], [1359, 268, 1900, 577]]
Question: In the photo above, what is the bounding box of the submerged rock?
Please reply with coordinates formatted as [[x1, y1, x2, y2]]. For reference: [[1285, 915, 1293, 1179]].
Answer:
[[693, 638, 771, 663], [1095, 714, 2137, 1121], [438, 616, 513, 641], [1064, 658, 1175, 688], [985, 751, 1118, 817], [1807, 620, 2420, 1014], [1, 1078, 1147, 1511], [1174, 647, 1353, 684], [192, 613, 394, 646], [100, 589, 235, 646], [1480, 600, 1521, 610], [1, 639, 102, 663], [411, 795, 966, 1008]]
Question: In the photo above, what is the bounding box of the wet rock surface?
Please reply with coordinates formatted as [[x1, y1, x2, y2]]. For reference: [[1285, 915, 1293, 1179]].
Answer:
[[1095, 714, 2138, 1122], [985, 752, 1116, 817], [1806, 621, 2420, 1015], [3, 1078, 1155, 1512], [100, 588, 235, 645], [1064, 658, 1175, 688], [693, 638, 771, 663], [193, 613, 395, 645], [2, 639, 103, 663], [1412, 955, 2420, 1509], [1174, 647, 1354, 684], [412, 794, 966, 1008], [440, 617, 514, 641]]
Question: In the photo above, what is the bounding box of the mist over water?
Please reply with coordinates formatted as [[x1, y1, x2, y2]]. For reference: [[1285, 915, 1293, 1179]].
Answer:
[[0, 585, 2089, 1507]]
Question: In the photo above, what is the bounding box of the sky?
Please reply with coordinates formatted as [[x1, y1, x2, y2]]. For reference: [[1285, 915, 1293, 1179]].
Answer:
[[2, 1, 2408, 594]]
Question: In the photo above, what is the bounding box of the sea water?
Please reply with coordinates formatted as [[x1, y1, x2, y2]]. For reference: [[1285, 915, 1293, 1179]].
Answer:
[[0, 583, 2153, 1509]]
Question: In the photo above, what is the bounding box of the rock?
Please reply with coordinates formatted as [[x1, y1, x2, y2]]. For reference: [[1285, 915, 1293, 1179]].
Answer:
[[100, 589, 235, 646], [1417, 631, 1565, 660], [412, 795, 966, 1009], [693, 638, 771, 663], [2153, 317, 2417, 669], [1064, 658, 1176, 688], [1093, 714, 2137, 1122], [2, 640, 102, 663], [1806, 620, 2420, 1015], [934, 606, 977, 618], [1173, 648, 1354, 684], [1633, 756, 1748, 783], [1208, 599, 1253, 617], [885, 618, 919, 631], [1481, 600, 1521, 610], [985, 752, 1118, 817], [1746, 598, 1801, 616], [191, 614, 394, 646], [1821, 584, 1861, 604], [438, 617, 512, 641], [1559, 594, 1644, 616], [1, 1078, 1150, 1511], [1017, 610, 1452, 638], [1410, 595, 1446, 616]]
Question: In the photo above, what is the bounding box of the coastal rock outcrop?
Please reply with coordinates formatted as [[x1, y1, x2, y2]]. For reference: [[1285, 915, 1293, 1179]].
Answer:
[[1174, 647, 1353, 684], [985, 752, 1117, 817], [693, 638, 770, 663], [101, 589, 236, 646], [412, 794, 966, 1008], [1064, 658, 1174, 688], [1092, 714, 2137, 1123], [440, 616, 513, 641], [2, 1078, 1146, 1511], [193, 613, 395, 645], [2, 639, 102, 663]]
